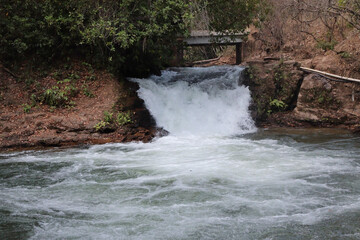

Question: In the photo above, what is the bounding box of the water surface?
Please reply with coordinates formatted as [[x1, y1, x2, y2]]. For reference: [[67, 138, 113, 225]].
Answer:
[[1, 67, 359, 239]]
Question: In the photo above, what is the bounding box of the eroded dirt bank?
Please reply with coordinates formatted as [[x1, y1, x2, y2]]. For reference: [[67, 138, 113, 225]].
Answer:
[[243, 59, 360, 133], [0, 62, 157, 152]]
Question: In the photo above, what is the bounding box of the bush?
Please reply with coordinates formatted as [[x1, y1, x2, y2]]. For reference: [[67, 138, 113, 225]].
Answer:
[[94, 121, 109, 132], [82, 84, 95, 98], [41, 86, 69, 107], [103, 111, 113, 123], [0, 0, 191, 77], [117, 112, 132, 125], [316, 39, 337, 51], [22, 104, 32, 113], [1, 0, 260, 77], [268, 98, 287, 113]]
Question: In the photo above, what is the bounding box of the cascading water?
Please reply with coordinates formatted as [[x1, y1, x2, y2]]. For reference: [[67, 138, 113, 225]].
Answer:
[[1, 67, 360, 240], [131, 66, 255, 136]]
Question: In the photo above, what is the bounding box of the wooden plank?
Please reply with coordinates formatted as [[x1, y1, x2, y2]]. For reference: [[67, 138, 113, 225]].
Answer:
[[300, 67, 360, 83], [189, 30, 245, 37], [184, 36, 243, 46]]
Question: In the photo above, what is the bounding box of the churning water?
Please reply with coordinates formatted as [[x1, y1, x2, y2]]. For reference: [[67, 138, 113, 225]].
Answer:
[[132, 66, 255, 136], [1, 66, 360, 239]]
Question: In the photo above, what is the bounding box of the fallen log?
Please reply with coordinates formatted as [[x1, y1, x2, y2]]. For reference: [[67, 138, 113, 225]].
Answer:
[[300, 67, 360, 84]]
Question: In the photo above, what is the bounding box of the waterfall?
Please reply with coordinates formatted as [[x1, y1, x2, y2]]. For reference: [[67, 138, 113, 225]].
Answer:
[[130, 66, 255, 136]]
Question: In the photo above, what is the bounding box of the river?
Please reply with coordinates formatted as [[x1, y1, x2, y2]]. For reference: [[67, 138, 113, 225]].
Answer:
[[1, 66, 360, 239]]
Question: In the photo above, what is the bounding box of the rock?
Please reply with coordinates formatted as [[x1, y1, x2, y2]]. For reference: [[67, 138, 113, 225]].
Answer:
[[300, 74, 331, 90], [156, 128, 169, 137], [133, 109, 156, 128], [243, 59, 360, 130], [244, 59, 304, 123], [47, 116, 88, 132], [294, 73, 360, 126], [294, 108, 320, 121], [311, 53, 341, 74]]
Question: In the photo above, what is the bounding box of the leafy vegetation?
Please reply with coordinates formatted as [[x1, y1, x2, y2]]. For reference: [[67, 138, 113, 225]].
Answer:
[[94, 110, 132, 132], [41, 86, 69, 107], [22, 104, 32, 113], [339, 51, 351, 59], [117, 112, 132, 125], [0, 0, 191, 76], [103, 111, 114, 123], [316, 39, 337, 51], [82, 85, 95, 98], [1, 0, 261, 77], [269, 98, 287, 112], [94, 121, 109, 132]]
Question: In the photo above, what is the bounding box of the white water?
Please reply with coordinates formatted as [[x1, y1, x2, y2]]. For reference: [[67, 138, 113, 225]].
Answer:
[[131, 66, 255, 136], [1, 66, 360, 239]]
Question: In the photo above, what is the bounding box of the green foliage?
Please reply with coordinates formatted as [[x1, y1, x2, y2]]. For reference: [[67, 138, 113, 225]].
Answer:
[[274, 69, 285, 82], [94, 110, 131, 132], [336, 0, 360, 30], [339, 51, 351, 59], [316, 39, 337, 51], [41, 86, 69, 107], [38, 77, 79, 107], [245, 65, 258, 82], [0, 0, 192, 76], [22, 104, 32, 113], [64, 84, 79, 97], [1, 0, 260, 76], [117, 112, 132, 125], [83, 85, 95, 98], [103, 111, 114, 123], [269, 98, 287, 113], [25, 78, 35, 88], [30, 94, 37, 106], [94, 121, 109, 132], [205, 0, 260, 33]]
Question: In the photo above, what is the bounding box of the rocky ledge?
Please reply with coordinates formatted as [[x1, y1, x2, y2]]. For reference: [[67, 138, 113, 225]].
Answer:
[[243, 59, 360, 133], [0, 64, 158, 152]]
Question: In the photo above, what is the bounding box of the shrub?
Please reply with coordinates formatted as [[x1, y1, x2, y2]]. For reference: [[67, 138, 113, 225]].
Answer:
[[0, 0, 192, 77], [339, 51, 351, 59], [103, 111, 113, 123], [117, 112, 132, 125], [22, 104, 32, 113], [316, 39, 337, 51], [269, 98, 287, 113], [41, 86, 68, 107], [94, 121, 108, 132], [82, 84, 95, 98]]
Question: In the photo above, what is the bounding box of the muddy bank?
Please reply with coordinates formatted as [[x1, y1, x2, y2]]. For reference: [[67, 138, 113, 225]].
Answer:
[[0, 63, 158, 152], [243, 59, 360, 133]]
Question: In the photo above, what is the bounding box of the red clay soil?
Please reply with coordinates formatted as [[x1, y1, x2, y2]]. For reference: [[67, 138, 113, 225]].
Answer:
[[0, 62, 157, 152]]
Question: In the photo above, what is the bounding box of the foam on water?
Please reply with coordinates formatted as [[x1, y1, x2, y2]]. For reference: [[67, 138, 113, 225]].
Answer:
[[1, 135, 359, 239], [131, 66, 255, 136], [1, 67, 360, 239]]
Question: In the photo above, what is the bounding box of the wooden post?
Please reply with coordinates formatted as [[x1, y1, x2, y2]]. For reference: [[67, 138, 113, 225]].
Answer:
[[170, 39, 184, 66], [235, 43, 242, 65], [176, 46, 184, 66]]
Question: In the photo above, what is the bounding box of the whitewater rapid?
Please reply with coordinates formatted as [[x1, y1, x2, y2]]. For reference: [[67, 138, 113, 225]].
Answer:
[[131, 66, 255, 136], [1, 66, 360, 239]]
